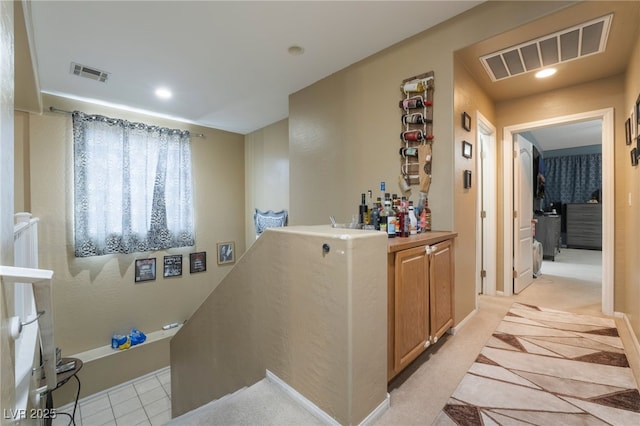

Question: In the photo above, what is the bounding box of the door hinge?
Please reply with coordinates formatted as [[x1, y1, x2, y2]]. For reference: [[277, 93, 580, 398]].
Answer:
[[513, 149, 517, 159], [481, 210, 486, 219], [481, 270, 486, 278], [513, 210, 518, 219], [512, 269, 517, 279]]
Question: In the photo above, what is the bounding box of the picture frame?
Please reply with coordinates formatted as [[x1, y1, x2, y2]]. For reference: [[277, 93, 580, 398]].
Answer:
[[463, 170, 472, 189], [631, 148, 638, 166], [135, 258, 156, 282], [626, 117, 632, 145], [462, 112, 471, 132], [189, 252, 207, 273], [636, 94, 640, 136], [163, 254, 182, 277], [462, 140, 473, 159], [217, 241, 235, 265]]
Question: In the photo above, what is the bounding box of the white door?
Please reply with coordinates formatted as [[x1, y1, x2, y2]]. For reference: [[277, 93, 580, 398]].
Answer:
[[477, 126, 497, 296], [514, 135, 533, 293]]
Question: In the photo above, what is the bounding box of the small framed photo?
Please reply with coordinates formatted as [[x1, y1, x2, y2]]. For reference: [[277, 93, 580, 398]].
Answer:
[[190, 252, 207, 273], [626, 117, 632, 145], [462, 140, 473, 159], [135, 258, 156, 282], [163, 254, 183, 277], [462, 112, 471, 132], [463, 170, 472, 189], [217, 241, 235, 265], [631, 148, 638, 166]]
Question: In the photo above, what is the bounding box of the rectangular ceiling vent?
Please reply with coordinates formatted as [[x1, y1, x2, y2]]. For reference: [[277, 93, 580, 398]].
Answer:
[[480, 14, 612, 82], [70, 62, 109, 83]]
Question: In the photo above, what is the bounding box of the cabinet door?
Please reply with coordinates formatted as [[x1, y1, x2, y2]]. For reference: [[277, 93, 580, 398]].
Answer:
[[394, 245, 430, 372], [429, 239, 454, 342]]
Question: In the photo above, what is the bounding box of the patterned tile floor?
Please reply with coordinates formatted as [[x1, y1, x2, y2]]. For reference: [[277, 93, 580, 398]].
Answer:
[[52, 367, 171, 426], [435, 303, 640, 425]]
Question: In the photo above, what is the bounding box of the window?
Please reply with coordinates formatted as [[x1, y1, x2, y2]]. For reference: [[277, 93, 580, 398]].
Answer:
[[72, 111, 195, 257]]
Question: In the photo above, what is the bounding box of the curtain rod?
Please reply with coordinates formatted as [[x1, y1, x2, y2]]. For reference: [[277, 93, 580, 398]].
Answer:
[[48, 106, 205, 138]]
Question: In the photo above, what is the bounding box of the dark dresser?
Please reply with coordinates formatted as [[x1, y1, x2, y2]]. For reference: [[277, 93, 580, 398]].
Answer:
[[566, 203, 602, 249], [535, 214, 561, 260]]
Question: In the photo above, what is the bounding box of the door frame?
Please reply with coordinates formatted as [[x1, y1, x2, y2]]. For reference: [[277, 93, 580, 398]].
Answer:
[[501, 108, 614, 315], [476, 112, 497, 296]]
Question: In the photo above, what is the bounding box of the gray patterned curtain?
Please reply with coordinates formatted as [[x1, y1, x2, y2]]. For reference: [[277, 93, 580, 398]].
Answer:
[[543, 153, 601, 207], [73, 111, 195, 257]]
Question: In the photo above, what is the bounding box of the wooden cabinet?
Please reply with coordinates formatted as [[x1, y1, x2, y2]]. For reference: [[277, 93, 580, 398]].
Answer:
[[387, 233, 455, 381]]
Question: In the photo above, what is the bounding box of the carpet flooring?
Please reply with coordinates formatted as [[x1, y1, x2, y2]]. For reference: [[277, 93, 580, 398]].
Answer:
[[434, 302, 640, 425]]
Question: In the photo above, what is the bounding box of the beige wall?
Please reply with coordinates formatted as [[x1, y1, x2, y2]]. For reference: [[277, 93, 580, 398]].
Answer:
[[494, 76, 626, 299], [453, 57, 496, 320], [623, 26, 640, 338], [171, 226, 388, 424], [18, 93, 245, 399], [244, 119, 289, 248], [288, 1, 569, 326]]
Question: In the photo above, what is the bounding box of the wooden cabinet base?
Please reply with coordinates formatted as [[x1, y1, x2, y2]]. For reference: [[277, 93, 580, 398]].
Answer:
[[387, 232, 456, 382]]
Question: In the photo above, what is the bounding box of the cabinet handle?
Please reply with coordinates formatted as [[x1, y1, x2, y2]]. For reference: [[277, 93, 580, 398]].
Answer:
[[433, 335, 438, 343], [424, 340, 431, 348], [425, 246, 432, 254]]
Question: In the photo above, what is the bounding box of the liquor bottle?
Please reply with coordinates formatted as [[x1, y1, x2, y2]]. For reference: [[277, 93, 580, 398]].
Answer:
[[359, 193, 368, 226], [401, 113, 424, 125], [386, 199, 396, 238], [380, 199, 389, 235], [423, 197, 432, 232], [399, 97, 424, 110], [371, 198, 381, 230], [400, 196, 409, 237], [401, 80, 425, 94], [399, 147, 419, 158], [400, 130, 424, 142], [409, 201, 418, 235]]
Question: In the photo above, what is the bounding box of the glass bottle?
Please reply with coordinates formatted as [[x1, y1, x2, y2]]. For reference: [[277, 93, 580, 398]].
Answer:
[[380, 199, 388, 234], [423, 197, 432, 232], [359, 193, 368, 226], [371, 198, 381, 230], [409, 201, 417, 235], [386, 199, 396, 238]]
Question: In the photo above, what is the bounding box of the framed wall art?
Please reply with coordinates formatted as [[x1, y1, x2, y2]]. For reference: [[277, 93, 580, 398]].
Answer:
[[163, 254, 183, 277], [190, 252, 207, 273], [217, 241, 235, 265], [462, 112, 471, 132], [462, 140, 473, 158], [626, 117, 632, 145], [135, 258, 156, 282]]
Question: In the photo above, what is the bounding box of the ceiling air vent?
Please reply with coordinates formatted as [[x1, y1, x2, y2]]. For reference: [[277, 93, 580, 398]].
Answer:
[[480, 14, 612, 82], [70, 62, 109, 83]]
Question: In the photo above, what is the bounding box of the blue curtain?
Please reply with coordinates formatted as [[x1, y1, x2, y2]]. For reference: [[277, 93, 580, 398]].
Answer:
[[543, 154, 601, 207]]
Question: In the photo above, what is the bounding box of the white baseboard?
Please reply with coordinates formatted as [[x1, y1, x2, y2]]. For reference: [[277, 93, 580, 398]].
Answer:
[[618, 312, 640, 362], [450, 307, 478, 335], [266, 370, 389, 426]]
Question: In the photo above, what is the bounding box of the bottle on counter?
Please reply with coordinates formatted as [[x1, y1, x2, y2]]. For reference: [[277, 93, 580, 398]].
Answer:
[[409, 201, 417, 235], [386, 199, 396, 238], [399, 196, 409, 237], [359, 193, 368, 226], [423, 197, 432, 232], [371, 198, 381, 230], [380, 198, 389, 234]]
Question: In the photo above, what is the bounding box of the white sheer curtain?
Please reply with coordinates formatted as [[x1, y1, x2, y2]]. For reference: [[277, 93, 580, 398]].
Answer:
[[73, 111, 195, 257]]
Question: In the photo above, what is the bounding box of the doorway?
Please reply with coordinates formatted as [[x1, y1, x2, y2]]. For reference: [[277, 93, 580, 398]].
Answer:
[[501, 109, 614, 315]]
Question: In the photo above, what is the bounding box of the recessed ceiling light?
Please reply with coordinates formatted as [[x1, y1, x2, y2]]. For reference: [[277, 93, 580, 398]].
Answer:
[[288, 45, 304, 56], [155, 87, 172, 99], [535, 68, 557, 79]]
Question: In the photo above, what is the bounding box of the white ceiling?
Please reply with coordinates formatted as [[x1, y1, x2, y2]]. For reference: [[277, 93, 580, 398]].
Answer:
[[24, 0, 483, 135], [522, 120, 602, 153]]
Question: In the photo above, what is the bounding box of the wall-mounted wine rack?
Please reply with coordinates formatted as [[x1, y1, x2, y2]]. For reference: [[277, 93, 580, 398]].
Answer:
[[399, 71, 434, 195]]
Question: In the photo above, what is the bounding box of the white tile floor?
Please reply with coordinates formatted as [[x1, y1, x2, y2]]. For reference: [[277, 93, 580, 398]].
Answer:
[[53, 367, 171, 426]]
